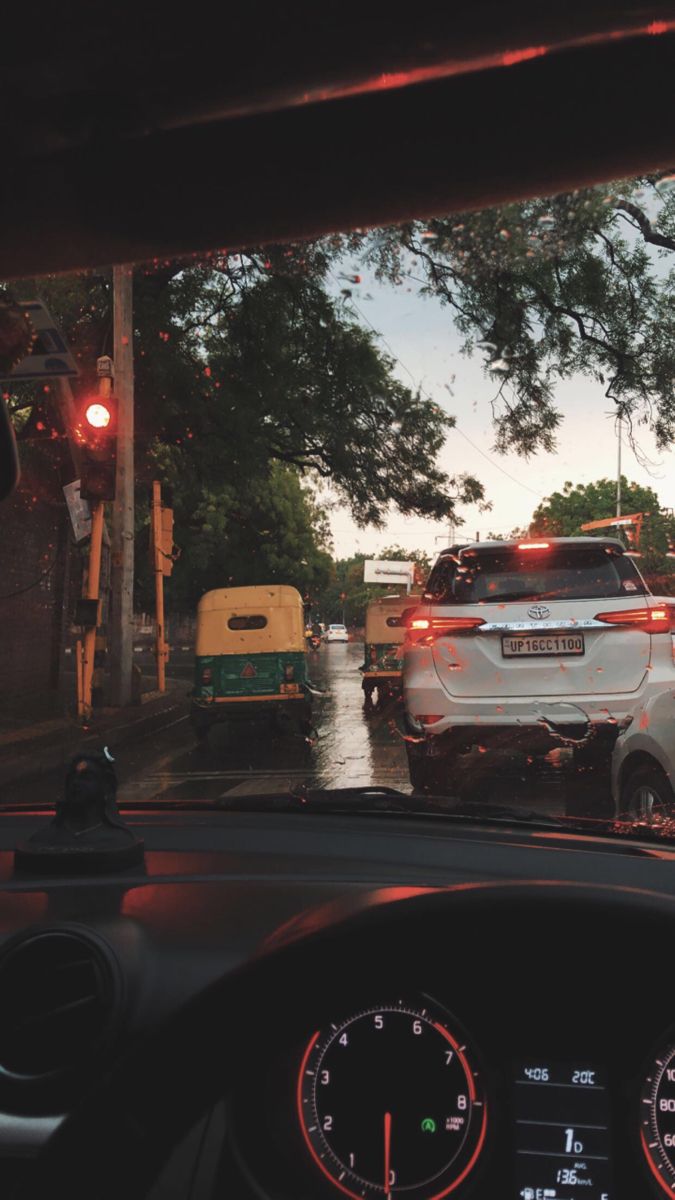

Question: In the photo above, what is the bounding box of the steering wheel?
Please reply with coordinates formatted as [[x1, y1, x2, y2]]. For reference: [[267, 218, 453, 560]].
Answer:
[[17, 882, 673, 1200]]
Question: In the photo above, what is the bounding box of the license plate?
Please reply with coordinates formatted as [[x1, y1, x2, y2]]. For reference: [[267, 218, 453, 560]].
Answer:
[[502, 633, 585, 658]]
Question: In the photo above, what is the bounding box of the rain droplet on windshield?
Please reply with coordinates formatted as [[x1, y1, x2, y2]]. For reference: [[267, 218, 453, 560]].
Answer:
[[488, 357, 511, 373], [656, 174, 675, 196]]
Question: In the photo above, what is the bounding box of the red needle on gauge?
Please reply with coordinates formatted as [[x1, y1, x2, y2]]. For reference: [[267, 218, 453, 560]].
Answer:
[[384, 1111, 392, 1196]]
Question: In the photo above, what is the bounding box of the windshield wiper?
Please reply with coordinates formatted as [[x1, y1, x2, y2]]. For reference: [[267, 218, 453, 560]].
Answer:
[[215, 787, 438, 815], [212, 790, 657, 843], [213, 786, 575, 826]]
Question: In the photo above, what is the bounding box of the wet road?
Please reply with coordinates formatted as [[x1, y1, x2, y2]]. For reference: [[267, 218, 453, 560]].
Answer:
[[9, 642, 601, 817], [119, 641, 413, 805], [17, 643, 413, 807]]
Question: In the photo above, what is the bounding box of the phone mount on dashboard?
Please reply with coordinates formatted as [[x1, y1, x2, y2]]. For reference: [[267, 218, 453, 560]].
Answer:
[[14, 747, 145, 873]]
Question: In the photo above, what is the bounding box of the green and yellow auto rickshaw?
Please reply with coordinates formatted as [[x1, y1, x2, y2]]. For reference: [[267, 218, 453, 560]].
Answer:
[[190, 585, 313, 738], [361, 593, 420, 707]]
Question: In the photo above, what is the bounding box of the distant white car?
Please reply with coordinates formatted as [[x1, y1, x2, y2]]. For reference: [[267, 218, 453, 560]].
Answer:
[[325, 623, 349, 643]]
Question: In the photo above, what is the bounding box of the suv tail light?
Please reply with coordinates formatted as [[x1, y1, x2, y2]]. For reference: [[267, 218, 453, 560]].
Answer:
[[407, 616, 485, 636], [418, 715, 444, 725], [594, 606, 671, 634]]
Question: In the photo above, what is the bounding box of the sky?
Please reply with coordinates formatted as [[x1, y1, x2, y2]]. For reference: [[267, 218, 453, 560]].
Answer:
[[324, 258, 675, 563]]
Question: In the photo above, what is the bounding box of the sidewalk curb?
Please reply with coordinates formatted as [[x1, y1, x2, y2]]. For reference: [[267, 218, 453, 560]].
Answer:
[[0, 686, 189, 791]]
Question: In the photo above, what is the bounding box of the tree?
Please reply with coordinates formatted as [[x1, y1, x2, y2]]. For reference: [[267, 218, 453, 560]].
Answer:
[[485, 527, 529, 542], [314, 546, 431, 626], [530, 478, 660, 536], [5, 250, 485, 613], [377, 544, 432, 586], [363, 172, 675, 458], [529, 477, 675, 574], [135, 463, 333, 611], [8, 249, 482, 528]]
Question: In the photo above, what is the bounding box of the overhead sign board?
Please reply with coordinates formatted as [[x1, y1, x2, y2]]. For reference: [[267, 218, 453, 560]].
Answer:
[[1, 300, 80, 380], [364, 559, 415, 589]]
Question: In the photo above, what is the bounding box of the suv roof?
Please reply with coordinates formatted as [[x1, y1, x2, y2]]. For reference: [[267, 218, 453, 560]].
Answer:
[[456, 537, 627, 555]]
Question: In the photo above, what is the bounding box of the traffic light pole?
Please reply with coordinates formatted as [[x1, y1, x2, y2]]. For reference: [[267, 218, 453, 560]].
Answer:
[[78, 369, 113, 719], [79, 499, 105, 719], [151, 480, 167, 693], [110, 266, 135, 707]]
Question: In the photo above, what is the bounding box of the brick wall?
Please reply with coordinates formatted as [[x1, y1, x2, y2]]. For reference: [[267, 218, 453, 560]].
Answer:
[[0, 465, 81, 723]]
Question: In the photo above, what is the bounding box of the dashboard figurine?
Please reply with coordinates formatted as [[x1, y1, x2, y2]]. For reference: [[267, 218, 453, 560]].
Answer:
[[14, 747, 144, 873]]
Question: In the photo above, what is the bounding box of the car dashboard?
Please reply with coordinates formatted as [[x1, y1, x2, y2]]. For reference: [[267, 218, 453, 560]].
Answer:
[[0, 809, 675, 1200]]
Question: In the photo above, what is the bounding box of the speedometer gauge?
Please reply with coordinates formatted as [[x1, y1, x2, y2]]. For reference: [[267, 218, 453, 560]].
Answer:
[[297, 999, 487, 1200], [641, 1042, 675, 1195]]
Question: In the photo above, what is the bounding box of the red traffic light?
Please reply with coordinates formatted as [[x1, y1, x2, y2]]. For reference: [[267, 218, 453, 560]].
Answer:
[[84, 402, 112, 430], [78, 393, 118, 502]]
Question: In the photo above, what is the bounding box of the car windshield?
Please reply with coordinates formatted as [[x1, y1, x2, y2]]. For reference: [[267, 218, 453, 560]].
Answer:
[[2, 169, 675, 843]]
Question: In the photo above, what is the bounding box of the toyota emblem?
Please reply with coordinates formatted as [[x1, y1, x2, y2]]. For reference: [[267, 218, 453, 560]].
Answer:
[[528, 604, 550, 619]]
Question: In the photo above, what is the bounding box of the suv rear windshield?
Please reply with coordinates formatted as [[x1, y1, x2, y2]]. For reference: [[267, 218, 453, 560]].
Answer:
[[425, 546, 646, 604]]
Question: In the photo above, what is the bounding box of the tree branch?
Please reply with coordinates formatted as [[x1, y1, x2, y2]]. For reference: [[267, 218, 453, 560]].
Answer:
[[614, 201, 675, 252]]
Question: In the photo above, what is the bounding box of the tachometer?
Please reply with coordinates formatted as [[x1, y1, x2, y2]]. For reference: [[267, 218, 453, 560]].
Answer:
[[641, 1041, 675, 1195], [297, 999, 487, 1200]]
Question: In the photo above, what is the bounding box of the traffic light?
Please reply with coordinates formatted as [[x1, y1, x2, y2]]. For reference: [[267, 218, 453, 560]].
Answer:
[[78, 394, 118, 501]]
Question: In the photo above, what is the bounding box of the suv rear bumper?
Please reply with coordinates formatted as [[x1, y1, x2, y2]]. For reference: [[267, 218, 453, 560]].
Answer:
[[403, 688, 640, 734], [404, 715, 621, 757]]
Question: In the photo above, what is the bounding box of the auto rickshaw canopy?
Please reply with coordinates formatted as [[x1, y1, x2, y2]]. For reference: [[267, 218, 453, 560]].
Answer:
[[196, 585, 306, 656], [364, 593, 422, 645]]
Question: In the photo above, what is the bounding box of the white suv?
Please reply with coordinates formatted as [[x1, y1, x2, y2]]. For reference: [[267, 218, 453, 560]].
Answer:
[[403, 538, 675, 809]]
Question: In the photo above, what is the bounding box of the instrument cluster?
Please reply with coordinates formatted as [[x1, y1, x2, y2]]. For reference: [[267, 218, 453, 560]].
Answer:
[[228, 993, 675, 1200]]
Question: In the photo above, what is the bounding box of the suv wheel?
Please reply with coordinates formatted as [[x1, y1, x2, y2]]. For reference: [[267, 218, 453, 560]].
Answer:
[[620, 762, 675, 821]]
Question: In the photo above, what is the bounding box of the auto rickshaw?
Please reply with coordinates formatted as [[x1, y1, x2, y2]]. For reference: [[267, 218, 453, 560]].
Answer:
[[361, 593, 420, 707], [190, 585, 313, 739]]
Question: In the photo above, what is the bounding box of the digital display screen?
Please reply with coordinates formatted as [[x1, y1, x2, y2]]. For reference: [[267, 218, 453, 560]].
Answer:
[[514, 1062, 612, 1200]]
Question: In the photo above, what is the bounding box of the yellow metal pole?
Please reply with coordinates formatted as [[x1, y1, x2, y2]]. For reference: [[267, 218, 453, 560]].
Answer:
[[75, 638, 84, 718], [81, 501, 105, 718], [79, 374, 111, 720], [152, 480, 166, 693]]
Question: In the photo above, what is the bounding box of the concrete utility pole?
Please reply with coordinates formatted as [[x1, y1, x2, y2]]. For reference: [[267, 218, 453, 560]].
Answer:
[[110, 266, 135, 706], [616, 412, 622, 519], [151, 480, 168, 693]]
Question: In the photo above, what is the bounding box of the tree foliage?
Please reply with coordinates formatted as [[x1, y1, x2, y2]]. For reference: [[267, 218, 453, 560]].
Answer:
[[363, 173, 675, 458], [134, 463, 333, 611], [530, 477, 661, 536], [4, 246, 483, 608], [530, 477, 675, 574], [313, 546, 432, 626]]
